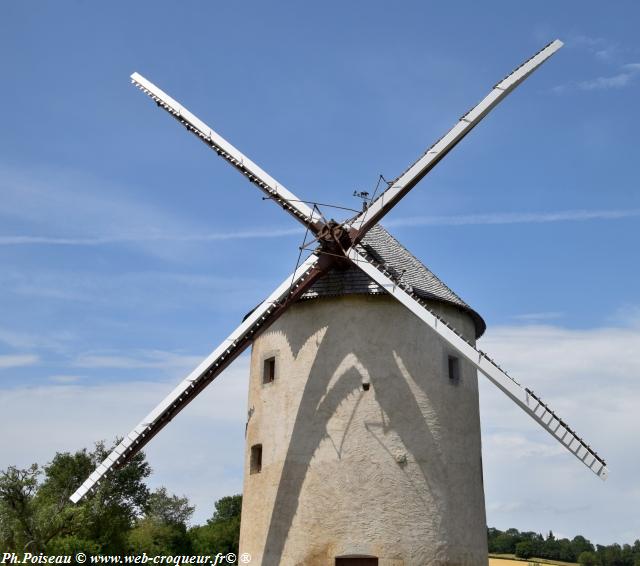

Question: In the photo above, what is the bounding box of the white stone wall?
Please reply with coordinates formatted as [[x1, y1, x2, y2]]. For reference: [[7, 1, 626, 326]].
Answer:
[[239, 294, 487, 566]]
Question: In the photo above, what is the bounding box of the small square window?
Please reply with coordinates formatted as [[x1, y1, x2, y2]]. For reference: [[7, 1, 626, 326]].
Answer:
[[250, 444, 262, 474], [448, 355, 460, 382], [263, 357, 276, 384]]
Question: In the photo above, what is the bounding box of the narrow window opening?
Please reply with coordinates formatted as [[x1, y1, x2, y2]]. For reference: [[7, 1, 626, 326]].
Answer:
[[263, 356, 276, 384], [250, 444, 262, 474], [336, 558, 378, 566], [448, 355, 460, 382]]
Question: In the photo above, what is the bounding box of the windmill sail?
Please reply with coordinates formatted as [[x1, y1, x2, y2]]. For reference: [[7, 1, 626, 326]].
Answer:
[[346, 245, 608, 479], [348, 40, 564, 241], [70, 252, 328, 503], [131, 72, 323, 232]]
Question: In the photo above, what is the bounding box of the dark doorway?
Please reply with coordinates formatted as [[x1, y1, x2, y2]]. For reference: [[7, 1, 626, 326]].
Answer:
[[335, 558, 378, 566]]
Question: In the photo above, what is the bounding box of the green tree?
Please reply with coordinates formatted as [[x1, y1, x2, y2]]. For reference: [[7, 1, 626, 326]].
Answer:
[[189, 495, 242, 557], [621, 544, 635, 566], [572, 536, 596, 558], [579, 551, 600, 566], [492, 532, 518, 554], [146, 487, 194, 525], [487, 527, 503, 553], [47, 442, 151, 554], [211, 495, 242, 524], [0, 464, 42, 552], [558, 538, 576, 563], [129, 519, 191, 556], [45, 536, 101, 556], [516, 540, 535, 559], [128, 487, 194, 555], [543, 530, 561, 560], [600, 544, 625, 566], [0, 440, 151, 555]]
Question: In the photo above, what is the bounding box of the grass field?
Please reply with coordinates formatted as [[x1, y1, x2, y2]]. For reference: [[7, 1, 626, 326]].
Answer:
[[490, 554, 579, 566]]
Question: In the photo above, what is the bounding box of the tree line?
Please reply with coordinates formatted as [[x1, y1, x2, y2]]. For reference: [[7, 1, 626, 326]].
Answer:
[[488, 527, 640, 566], [0, 441, 240, 557]]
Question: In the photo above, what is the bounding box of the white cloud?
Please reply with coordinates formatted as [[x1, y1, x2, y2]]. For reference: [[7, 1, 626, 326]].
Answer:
[[578, 71, 638, 91], [0, 268, 261, 311], [551, 33, 639, 93], [0, 354, 39, 368], [478, 319, 640, 543], [480, 323, 640, 385], [0, 165, 178, 238], [0, 163, 231, 260], [49, 375, 84, 384], [609, 304, 640, 328], [511, 312, 564, 322], [565, 35, 620, 63], [386, 208, 640, 228], [0, 326, 74, 353], [0, 162, 303, 253], [0, 228, 302, 247], [72, 350, 205, 371], [567, 34, 612, 51]]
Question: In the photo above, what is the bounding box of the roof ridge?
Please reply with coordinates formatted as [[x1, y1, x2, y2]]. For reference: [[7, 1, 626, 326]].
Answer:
[[300, 224, 486, 338], [368, 224, 472, 309]]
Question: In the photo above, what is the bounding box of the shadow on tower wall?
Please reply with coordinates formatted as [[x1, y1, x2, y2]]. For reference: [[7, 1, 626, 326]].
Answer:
[[259, 298, 466, 565]]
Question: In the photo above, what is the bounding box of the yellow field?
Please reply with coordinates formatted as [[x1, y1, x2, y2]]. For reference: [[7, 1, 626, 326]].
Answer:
[[490, 555, 578, 566]]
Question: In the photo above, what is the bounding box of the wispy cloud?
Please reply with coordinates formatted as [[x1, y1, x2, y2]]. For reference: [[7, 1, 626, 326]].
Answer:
[[0, 326, 74, 352], [72, 349, 204, 371], [385, 208, 640, 229], [481, 321, 640, 385], [553, 34, 640, 93], [1, 269, 263, 313], [0, 164, 180, 237], [0, 163, 248, 259], [566, 34, 620, 62], [0, 354, 39, 369], [609, 304, 640, 328], [577, 64, 640, 91], [512, 311, 564, 322], [2, 208, 637, 247], [49, 375, 84, 384], [0, 228, 302, 247]]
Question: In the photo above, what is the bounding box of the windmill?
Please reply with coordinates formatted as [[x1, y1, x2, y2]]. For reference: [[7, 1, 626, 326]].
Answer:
[[70, 40, 607, 566]]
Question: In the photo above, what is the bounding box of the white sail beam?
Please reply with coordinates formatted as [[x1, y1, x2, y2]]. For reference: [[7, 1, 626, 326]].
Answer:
[[130, 73, 323, 233], [70, 252, 327, 504], [348, 40, 563, 241], [346, 245, 608, 480]]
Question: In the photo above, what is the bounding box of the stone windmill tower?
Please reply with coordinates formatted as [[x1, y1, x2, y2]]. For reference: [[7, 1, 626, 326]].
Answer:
[[70, 40, 607, 566], [242, 226, 488, 566]]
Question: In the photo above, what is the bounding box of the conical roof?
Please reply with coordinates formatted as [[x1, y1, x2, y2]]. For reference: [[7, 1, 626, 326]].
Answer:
[[300, 224, 486, 338]]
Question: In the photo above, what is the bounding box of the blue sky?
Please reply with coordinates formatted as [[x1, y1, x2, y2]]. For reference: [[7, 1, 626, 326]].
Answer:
[[1, 0, 639, 544]]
